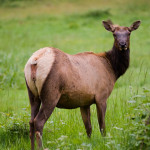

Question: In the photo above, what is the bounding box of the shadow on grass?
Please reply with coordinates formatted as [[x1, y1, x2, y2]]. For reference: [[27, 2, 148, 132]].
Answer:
[[69, 9, 111, 20], [82, 9, 111, 18]]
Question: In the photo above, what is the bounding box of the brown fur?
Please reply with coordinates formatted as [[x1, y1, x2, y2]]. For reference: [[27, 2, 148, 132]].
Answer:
[[25, 20, 141, 150]]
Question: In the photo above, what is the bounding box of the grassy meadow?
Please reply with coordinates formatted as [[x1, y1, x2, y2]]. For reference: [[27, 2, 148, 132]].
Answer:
[[0, 0, 150, 149]]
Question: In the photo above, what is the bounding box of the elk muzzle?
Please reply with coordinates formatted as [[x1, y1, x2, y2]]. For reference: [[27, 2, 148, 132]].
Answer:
[[119, 42, 127, 51]]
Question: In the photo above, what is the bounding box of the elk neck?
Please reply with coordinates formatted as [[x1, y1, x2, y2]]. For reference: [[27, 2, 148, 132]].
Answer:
[[105, 43, 130, 80]]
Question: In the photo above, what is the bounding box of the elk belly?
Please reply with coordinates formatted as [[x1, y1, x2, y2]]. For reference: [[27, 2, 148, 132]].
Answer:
[[24, 47, 55, 96], [57, 92, 95, 109]]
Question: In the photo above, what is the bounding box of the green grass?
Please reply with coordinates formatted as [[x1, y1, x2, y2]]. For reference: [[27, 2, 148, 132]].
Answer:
[[0, 0, 150, 149]]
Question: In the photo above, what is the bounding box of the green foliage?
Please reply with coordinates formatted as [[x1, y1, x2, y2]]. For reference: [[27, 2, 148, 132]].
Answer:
[[0, 104, 30, 149], [126, 87, 150, 150], [0, 111, 29, 141]]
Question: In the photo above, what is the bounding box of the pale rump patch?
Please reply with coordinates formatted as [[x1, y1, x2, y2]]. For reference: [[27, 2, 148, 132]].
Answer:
[[24, 47, 55, 96]]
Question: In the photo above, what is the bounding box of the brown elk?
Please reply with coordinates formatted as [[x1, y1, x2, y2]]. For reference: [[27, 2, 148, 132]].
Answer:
[[24, 20, 141, 150]]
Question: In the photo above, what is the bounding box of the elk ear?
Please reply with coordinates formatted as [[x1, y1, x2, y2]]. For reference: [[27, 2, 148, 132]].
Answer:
[[129, 21, 141, 32], [102, 20, 115, 32]]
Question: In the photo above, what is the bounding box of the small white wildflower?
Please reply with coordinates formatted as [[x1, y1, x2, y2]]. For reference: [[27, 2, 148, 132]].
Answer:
[[113, 126, 123, 130]]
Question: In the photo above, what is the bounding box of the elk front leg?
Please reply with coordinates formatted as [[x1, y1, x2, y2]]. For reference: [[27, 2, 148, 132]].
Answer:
[[80, 106, 92, 137], [96, 101, 107, 136]]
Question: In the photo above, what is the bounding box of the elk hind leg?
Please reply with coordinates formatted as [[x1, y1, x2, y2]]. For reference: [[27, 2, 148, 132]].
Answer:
[[27, 86, 41, 150], [34, 91, 61, 150]]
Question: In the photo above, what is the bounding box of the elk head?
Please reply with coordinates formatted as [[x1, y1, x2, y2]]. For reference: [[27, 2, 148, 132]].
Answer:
[[102, 20, 141, 51]]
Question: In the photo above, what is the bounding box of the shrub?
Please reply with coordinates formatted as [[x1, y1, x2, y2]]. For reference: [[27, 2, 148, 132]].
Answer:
[[126, 87, 150, 150]]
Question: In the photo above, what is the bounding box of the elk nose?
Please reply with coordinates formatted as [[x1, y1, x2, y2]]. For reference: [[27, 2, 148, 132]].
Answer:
[[119, 42, 126, 48]]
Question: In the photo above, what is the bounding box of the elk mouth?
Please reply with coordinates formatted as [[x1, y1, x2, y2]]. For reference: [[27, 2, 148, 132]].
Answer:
[[119, 44, 128, 51], [119, 47, 128, 51]]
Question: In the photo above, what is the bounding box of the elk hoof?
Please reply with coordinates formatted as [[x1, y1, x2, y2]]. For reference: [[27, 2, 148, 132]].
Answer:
[[35, 131, 41, 139], [101, 129, 106, 137]]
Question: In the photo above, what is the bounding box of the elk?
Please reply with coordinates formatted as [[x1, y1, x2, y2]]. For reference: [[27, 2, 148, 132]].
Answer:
[[24, 20, 141, 150]]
